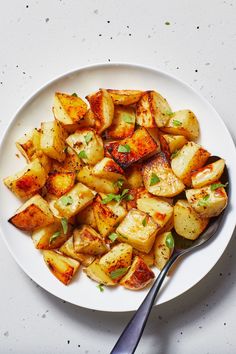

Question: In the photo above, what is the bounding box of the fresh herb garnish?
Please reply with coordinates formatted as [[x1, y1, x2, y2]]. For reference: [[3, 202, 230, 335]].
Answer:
[[84, 132, 93, 145], [122, 115, 135, 124], [197, 194, 210, 206], [165, 110, 173, 116], [61, 217, 68, 234], [142, 216, 147, 227], [71, 92, 78, 97], [49, 231, 61, 244], [118, 144, 131, 153], [113, 179, 125, 189], [172, 119, 182, 127], [210, 182, 228, 191], [110, 267, 129, 280], [109, 233, 119, 242], [60, 195, 73, 206], [101, 189, 133, 204], [165, 21, 170, 25], [171, 150, 180, 159], [78, 150, 87, 159], [150, 173, 161, 186], [165, 232, 174, 249], [97, 284, 104, 292], [63, 146, 68, 153]]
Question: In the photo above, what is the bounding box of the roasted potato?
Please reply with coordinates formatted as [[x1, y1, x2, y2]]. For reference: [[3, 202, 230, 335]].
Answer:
[[191, 159, 225, 188], [106, 127, 157, 169], [120, 256, 155, 290], [46, 171, 76, 197], [54, 182, 96, 218], [171, 142, 210, 186], [106, 105, 135, 140], [136, 92, 156, 128], [186, 184, 228, 218], [66, 128, 104, 165], [51, 147, 82, 173], [76, 203, 97, 230], [159, 133, 188, 159], [126, 163, 144, 189], [40, 120, 67, 162], [107, 89, 143, 106], [93, 195, 127, 237], [99, 243, 133, 282], [4, 158, 48, 199], [84, 260, 116, 286], [93, 157, 125, 182], [53, 92, 87, 125], [73, 225, 108, 255], [174, 199, 209, 240], [86, 89, 114, 134], [9, 194, 55, 231], [161, 110, 199, 140], [43, 250, 80, 285], [116, 209, 158, 253], [59, 236, 95, 266], [132, 249, 154, 267], [78, 109, 96, 128], [32, 221, 71, 249], [143, 153, 185, 197], [154, 231, 174, 270], [16, 128, 41, 162], [77, 166, 119, 194]]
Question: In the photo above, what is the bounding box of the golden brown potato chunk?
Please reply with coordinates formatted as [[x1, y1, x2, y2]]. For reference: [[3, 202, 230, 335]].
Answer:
[[16, 128, 41, 162], [107, 89, 143, 105], [32, 221, 71, 250], [73, 225, 108, 256], [154, 231, 174, 270], [126, 163, 144, 189], [51, 147, 83, 173], [159, 133, 188, 160], [53, 92, 87, 125], [106, 105, 135, 140], [76, 203, 97, 230], [191, 159, 225, 188], [46, 171, 76, 197], [84, 260, 116, 286], [92, 157, 125, 182], [59, 236, 95, 266], [40, 120, 67, 162]]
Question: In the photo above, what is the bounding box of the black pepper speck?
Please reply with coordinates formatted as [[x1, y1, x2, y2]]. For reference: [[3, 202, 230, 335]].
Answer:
[[45, 18, 49, 23], [67, 340, 70, 344]]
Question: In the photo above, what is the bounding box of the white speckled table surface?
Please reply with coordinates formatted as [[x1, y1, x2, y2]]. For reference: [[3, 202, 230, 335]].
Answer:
[[0, 1, 236, 353]]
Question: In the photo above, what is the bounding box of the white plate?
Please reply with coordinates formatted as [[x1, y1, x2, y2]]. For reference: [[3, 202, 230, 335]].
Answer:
[[0, 63, 235, 312]]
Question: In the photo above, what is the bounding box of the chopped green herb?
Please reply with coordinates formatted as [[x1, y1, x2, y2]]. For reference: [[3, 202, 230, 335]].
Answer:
[[101, 189, 133, 204], [122, 115, 135, 124], [210, 182, 228, 191], [113, 179, 124, 189], [71, 92, 78, 97], [197, 194, 210, 206], [109, 233, 119, 242], [125, 194, 134, 201], [84, 132, 93, 145], [78, 150, 87, 159], [60, 195, 73, 206], [97, 284, 104, 292], [165, 110, 173, 116], [110, 267, 129, 279], [171, 150, 180, 159], [172, 119, 182, 127], [49, 231, 61, 244], [142, 216, 147, 227], [118, 144, 131, 153], [165, 21, 170, 25], [63, 146, 68, 153], [150, 173, 161, 186], [61, 217, 68, 234], [165, 232, 174, 249]]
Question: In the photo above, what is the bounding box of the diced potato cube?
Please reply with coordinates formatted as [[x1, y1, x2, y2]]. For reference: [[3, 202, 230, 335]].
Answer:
[[174, 199, 209, 240], [66, 128, 104, 165], [51, 147, 83, 173], [191, 159, 225, 188], [186, 185, 228, 218], [54, 182, 96, 218], [86, 89, 114, 134], [4, 158, 48, 199], [107, 89, 143, 105], [99, 243, 133, 282], [120, 256, 155, 290], [78, 109, 96, 128], [159, 133, 188, 159], [133, 249, 154, 267], [143, 152, 185, 197], [137, 195, 173, 229], [40, 120, 67, 162], [93, 157, 125, 182], [106, 127, 157, 169], [116, 209, 158, 253], [84, 260, 116, 286], [77, 166, 119, 194], [43, 250, 80, 285], [73, 225, 108, 256], [94, 195, 127, 237], [59, 236, 94, 266], [154, 232, 174, 270], [171, 142, 210, 186], [146, 128, 161, 152], [53, 92, 87, 125], [161, 110, 199, 140], [136, 92, 156, 127], [106, 105, 135, 140], [126, 163, 144, 189], [34, 150, 52, 175], [16, 128, 41, 162], [9, 194, 54, 231], [46, 171, 76, 197], [76, 203, 97, 230], [32, 221, 71, 249]]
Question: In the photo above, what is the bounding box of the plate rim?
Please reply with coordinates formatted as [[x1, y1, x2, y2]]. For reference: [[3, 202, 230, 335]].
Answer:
[[0, 62, 235, 312]]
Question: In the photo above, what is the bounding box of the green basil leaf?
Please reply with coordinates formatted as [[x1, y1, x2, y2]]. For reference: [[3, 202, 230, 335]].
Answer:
[[97, 284, 104, 292], [60, 195, 73, 206], [71, 92, 78, 97], [110, 267, 129, 279], [118, 144, 131, 153], [165, 232, 174, 249], [142, 217, 147, 227], [122, 115, 135, 124], [197, 194, 210, 206], [61, 217, 68, 234], [113, 179, 125, 189], [172, 119, 182, 127], [84, 132, 93, 145], [78, 150, 87, 159], [210, 182, 228, 191], [150, 173, 161, 186], [109, 233, 119, 242], [49, 231, 61, 245]]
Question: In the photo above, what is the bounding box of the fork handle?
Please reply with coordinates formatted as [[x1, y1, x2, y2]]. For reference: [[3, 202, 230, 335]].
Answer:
[[110, 252, 181, 354]]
